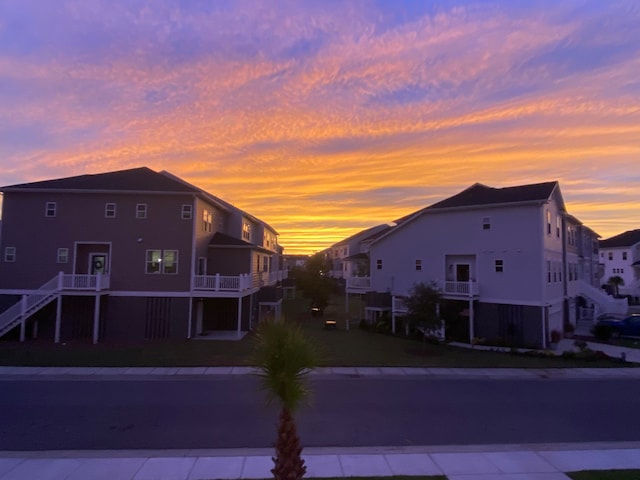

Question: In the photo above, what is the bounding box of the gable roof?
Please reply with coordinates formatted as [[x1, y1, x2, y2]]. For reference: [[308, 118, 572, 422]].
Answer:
[[1, 167, 199, 194], [600, 229, 640, 248], [428, 181, 558, 209], [332, 224, 391, 247], [376, 181, 561, 247], [392, 181, 559, 226]]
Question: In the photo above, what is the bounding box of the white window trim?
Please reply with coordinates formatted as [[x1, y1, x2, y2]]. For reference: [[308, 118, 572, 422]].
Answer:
[[136, 203, 148, 219], [4, 246, 16, 263], [145, 249, 179, 274], [45, 201, 57, 217], [105, 203, 117, 218], [57, 248, 69, 264], [181, 204, 192, 220]]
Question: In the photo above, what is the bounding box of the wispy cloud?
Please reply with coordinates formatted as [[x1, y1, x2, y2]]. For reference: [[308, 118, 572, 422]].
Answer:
[[1, 0, 639, 252]]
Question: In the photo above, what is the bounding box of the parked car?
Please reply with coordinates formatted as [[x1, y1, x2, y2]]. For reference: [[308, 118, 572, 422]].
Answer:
[[595, 314, 640, 337]]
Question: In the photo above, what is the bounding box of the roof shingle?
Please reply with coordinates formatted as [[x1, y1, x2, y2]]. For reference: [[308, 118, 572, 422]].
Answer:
[[1, 167, 198, 193], [600, 229, 640, 248]]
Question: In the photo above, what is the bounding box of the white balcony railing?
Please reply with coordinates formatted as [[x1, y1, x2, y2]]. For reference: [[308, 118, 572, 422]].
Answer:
[[194, 270, 288, 292], [443, 281, 479, 297], [346, 276, 372, 291], [62, 273, 110, 291]]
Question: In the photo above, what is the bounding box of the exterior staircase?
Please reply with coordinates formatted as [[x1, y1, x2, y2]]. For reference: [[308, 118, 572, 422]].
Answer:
[[576, 280, 628, 316], [0, 275, 61, 340]]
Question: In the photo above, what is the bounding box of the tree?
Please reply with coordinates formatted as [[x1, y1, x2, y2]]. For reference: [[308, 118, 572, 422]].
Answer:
[[253, 320, 317, 480], [404, 282, 443, 336], [608, 275, 625, 297], [293, 253, 333, 311]]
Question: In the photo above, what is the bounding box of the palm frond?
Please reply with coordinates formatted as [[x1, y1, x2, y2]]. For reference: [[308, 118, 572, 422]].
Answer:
[[252, 319, 318, 412]]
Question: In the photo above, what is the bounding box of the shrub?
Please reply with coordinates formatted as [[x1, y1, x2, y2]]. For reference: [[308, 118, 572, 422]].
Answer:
[[550, 329, 562, 343]]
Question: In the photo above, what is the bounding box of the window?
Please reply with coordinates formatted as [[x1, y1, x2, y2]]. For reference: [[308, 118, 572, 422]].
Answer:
[[146, 249, 178, 274], [495, 259, 504, 273], [556, 217, 561, 237], [57, 248, 69, 264], [608, 252, 613, 261], [415, 259, 422, 271], [623, 252, 628, 261], [546, 210, 551, 235], [600, 252, 604, 258], [202, 210, 212, 232], [242, 222, 252, 241], [162, 250, 178, 274], [263, 256, 269, 272], [181, 204, 192, 220], [482, 217, 491, 230], [4, 247, 16, 263], [376, 259, 382, 270], [45, 202, 57, 217], [547, 261, 551, 283], [558, 262, 562, 282], [105, 203, 116, 218], [136, 203, 147, 219], [146, 250, 162, 274]]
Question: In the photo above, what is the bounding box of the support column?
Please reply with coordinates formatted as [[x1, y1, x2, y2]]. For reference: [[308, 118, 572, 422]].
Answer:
[[92, 295, 101, 345], [237, 296, 243, 336], [20, 295, 27, 342], [468, 298, 474, 344], [187, 297, 194, 339], [345, 291, 349, 313], [54, 295, 62, 344]]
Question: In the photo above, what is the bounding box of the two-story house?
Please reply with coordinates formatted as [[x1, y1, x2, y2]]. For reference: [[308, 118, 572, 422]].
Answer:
[[0, 167, 286, 343], [349, 181, 624, 348], [599, 229, 640, 301]]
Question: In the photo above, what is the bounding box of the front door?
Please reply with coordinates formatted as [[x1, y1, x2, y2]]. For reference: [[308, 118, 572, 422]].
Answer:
[[89, 253, 108, 274], [456, 264, 470, 282]]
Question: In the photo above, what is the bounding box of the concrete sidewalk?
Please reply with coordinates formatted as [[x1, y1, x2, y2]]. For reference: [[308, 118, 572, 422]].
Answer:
[[2, 443, 640, 479], [1, 365, 640, 379]]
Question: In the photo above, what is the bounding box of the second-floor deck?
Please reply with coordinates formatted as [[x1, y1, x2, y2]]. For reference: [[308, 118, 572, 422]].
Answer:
[[193, 270, 288, 293], [346, 276, 479, 298], [56, 270, 288, 294]]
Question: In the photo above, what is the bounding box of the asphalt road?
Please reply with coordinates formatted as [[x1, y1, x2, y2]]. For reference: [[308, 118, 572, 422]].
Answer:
[[1, 375, 639, 450]]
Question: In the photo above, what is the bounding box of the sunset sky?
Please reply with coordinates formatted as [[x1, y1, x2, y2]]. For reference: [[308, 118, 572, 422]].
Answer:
[[1, 0, 639, 254]]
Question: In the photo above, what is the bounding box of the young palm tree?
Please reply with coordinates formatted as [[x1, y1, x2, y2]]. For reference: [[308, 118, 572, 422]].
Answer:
[[253, 319, 317, 480]]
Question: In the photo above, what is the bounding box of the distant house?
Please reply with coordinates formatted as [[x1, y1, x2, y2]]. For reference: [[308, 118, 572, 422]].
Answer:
[[0, 167, 286, 343], [599, 229, 640, 300], [324, 224, 391, 279], [346, 181, 626, 348]]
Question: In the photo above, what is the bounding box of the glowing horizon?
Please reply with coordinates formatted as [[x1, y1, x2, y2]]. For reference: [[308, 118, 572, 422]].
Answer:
[[1, 1, 639, 254]]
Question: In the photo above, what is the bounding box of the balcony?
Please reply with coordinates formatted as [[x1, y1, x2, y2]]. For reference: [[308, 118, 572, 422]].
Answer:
[[346, 276, 372, 293], [61, 273, 110, 291], [193, 270, 288, 293], [443, 281, 479, 297]]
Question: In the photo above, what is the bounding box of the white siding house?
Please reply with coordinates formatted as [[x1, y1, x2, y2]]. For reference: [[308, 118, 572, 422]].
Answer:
[[362, 181, 621, 348], [599, 229, 640, 300]]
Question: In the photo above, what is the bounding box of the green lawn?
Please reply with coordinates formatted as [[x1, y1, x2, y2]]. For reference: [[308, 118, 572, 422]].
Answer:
[[0, 293, 634, 368], [567, 470, 640, 479]]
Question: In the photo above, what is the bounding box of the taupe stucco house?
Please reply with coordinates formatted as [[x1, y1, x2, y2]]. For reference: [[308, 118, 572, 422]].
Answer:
[[0, 167, 286, 343]]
